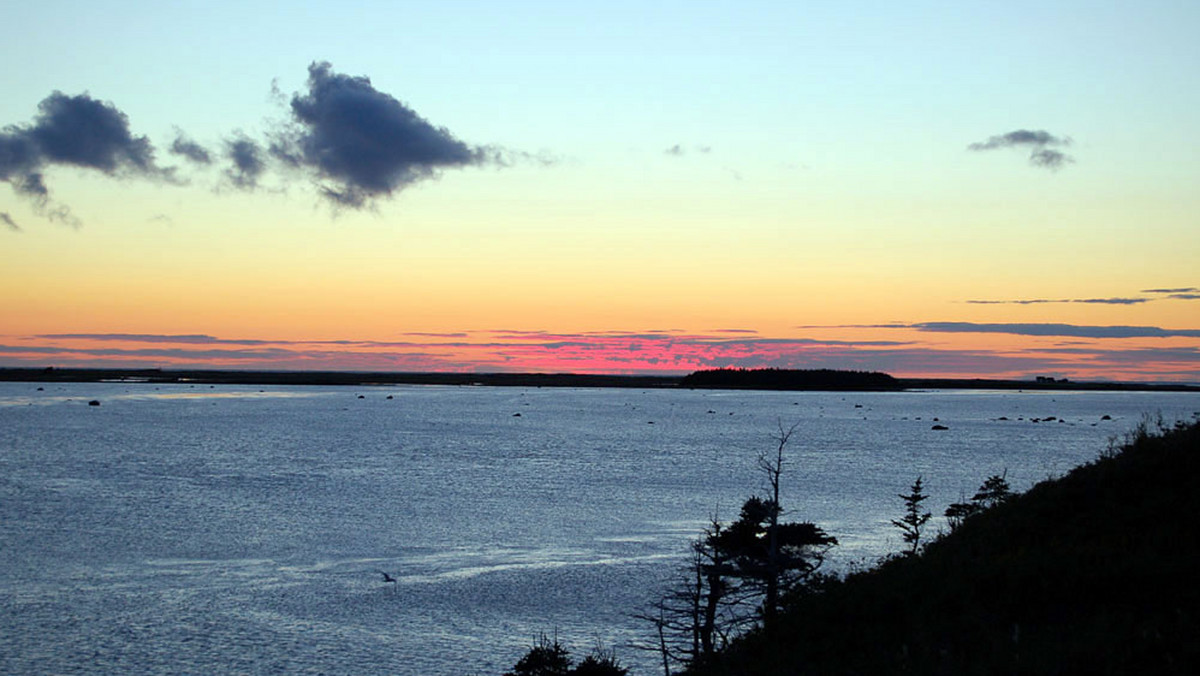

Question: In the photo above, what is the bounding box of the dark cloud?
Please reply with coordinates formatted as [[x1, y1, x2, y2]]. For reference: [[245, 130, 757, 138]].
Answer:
[[38, 332, 271, 345], [911, 322, 1200, 339], [1029, 148, 1072, 169], [1170, 293, 1200, 301], [1, 212, 19, 232], [27, 92, 158, 173], [1144, 287, 1198, 294], [270, 61, 488, 208], [224, 135, 266, 190], [1, 90, 172, 222], [967, 297, 1149, 306], [1073, 297, 1147, 305], [400, 332, 470, 338], [968, 130, 1066, 151], [968, 128, 1074, 169], [169, 131, 212, 165], [664, 144, 712, 157], [1043, 345, 1200, 364], [4, 62, 534, 222], [966, 299, 1055, 305]]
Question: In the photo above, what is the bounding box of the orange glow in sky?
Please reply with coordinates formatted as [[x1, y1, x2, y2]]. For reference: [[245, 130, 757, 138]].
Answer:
[[2, 4, 1198, 382]]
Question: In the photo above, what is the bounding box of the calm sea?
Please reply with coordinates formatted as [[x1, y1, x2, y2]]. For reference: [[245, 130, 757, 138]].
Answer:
[[2, 382, 1197, 674]]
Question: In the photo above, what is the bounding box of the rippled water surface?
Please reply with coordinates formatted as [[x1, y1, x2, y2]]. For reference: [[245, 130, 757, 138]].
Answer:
[[2, 382, 1197, 674]]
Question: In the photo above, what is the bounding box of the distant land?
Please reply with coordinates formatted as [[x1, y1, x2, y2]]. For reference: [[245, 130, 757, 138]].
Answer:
[[1, 367, 1197, 392]]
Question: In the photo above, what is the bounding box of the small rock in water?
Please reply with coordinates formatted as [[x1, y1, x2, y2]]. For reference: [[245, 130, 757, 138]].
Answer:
[[88, 400, 101, 406], [931, 424, 949, 431], [512, 412, 521, 417], [1101, 414, 1112, 420]]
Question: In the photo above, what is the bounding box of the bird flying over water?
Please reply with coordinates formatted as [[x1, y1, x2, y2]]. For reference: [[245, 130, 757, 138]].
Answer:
[[378, 570, 397, 583]]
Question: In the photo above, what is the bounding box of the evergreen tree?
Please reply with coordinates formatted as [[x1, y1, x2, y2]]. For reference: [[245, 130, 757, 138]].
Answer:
[[945, 471, 1013, 531], [639, 424, 837, 673], [892, 476, 932, 554]]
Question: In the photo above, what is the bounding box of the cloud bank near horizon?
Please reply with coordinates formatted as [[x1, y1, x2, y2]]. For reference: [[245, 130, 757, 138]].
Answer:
[[4, 327, 1197, 382]]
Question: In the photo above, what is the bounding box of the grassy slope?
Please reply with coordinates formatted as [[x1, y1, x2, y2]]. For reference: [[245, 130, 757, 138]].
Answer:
[[688, 419, 1200, 676]]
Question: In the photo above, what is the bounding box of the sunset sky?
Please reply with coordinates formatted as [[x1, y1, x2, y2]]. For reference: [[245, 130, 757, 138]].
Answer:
[[2, 1, 1198, 381]]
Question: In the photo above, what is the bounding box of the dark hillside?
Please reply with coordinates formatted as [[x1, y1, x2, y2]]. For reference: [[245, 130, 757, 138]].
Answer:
[[687, 418, 1200, 675]]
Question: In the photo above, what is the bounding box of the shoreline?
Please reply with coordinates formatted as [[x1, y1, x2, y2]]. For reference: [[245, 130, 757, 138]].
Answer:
[[2, 367, 1197, 392]]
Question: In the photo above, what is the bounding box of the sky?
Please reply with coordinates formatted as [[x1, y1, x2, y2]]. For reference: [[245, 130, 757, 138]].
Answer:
[[2, 1, 1199, 381]]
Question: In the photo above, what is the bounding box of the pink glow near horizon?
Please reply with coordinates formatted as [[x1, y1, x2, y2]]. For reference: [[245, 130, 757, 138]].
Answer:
[[2, 329, 1197, 382]]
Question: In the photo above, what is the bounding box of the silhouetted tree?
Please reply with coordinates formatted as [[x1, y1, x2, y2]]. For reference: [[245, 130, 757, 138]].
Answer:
[[572, 646, 628, 676], [504, 635, 626, 676], [945, 471, 1013, 531], [892, 476, 932, 554], [972, 471, 1012, 508], [505, 635, 572, 676], [639, 424, 836, 672], [636, 517, 751, 671]]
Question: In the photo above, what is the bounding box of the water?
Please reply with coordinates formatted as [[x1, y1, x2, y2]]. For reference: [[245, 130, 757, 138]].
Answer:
[[1, 382, 1197, 674]]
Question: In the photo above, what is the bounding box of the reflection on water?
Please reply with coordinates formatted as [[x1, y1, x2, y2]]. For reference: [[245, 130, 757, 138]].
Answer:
[[1, 382, 1197, 674]]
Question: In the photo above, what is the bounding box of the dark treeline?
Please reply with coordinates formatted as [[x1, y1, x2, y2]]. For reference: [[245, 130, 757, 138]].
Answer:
[[679, 368, 901, 391], [4, 367, 1197, 391], [0, 367, 679, 389]]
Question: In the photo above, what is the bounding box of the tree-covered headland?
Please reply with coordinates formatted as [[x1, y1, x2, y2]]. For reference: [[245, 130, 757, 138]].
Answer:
[[684, 415, 1200, 675], [679, 369, 900, 391], [503, 414, 1200, 675]]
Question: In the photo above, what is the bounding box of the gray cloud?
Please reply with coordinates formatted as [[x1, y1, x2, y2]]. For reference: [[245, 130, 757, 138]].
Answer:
[[269, 61, 489, 208], [1, 212, 19, 232], [967, 297, 1150, 306], [965, 299, 1056, 305], [224, 135, 266, 190], [1144, 287, 1199, 294], [26, 92, 159, 174], [664, 144, 712, 157], [1029, 147, 1072, 169], [4, 62, 533, 222], [1043, 345, 1200, 364], [1, 90, 173, 223], [170, 131, 212, 165], [911, 322, 1200, 339], [968, 130, 1066, 151], [1073, 297, 1148, 305], [38, 332, 270, 345], [968, 129, 1074, 169]]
